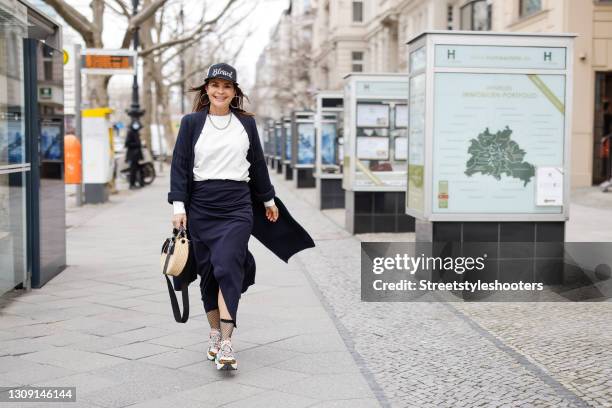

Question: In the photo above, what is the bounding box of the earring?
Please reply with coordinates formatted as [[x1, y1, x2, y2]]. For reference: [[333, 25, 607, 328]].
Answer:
[[230, 96, 241, 109], [200, 93, 210, 106]]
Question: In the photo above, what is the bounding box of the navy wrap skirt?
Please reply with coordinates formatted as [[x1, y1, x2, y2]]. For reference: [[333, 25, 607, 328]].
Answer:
[[189, 180, 253, 326]]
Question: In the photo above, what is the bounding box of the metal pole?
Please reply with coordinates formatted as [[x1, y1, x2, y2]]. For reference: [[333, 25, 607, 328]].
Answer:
[[75, 44, 83, 206], [127, 0, 145, 158], [179, 3, 185, 114]]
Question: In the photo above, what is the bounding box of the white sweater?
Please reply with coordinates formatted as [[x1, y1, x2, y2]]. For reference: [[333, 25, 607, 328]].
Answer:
[[173, 113, 274, 215]]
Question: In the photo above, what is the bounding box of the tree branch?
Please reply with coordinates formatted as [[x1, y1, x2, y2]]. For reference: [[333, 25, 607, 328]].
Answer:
[[128, 0, 169, 32], [140, 0, 236, 56], [42, 0, 95, 44], [108, 0, 130, 17], [120, 0, 168, 48]]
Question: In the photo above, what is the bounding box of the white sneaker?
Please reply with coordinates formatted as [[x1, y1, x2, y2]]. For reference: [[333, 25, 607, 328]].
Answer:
[[215, 339, 237, 370], [206, 330, 221, 361]]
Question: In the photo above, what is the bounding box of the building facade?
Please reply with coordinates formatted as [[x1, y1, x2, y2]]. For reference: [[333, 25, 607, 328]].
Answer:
[[253, 1, 315, 119]]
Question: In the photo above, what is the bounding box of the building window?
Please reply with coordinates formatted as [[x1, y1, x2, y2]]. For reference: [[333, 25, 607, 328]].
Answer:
[[460, 0, 491, 31], [352, 51, 364, 72], [352, 1, 363, 23], [519, 0, 542, 17]]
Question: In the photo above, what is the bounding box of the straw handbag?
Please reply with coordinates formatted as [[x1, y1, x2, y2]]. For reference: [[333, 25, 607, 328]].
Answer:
[[161, 227, 192, 323]]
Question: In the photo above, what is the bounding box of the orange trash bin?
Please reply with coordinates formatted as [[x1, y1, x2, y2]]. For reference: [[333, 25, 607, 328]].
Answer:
[[64, 134, 82, 184]]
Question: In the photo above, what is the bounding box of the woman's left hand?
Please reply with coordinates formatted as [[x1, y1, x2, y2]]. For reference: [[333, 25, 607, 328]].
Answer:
[[265, 205, 279, 222]]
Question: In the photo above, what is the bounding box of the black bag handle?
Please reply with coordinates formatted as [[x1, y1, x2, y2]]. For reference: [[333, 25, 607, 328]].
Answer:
[[164, 275, 189, 323], [162, 226, 190, 323]]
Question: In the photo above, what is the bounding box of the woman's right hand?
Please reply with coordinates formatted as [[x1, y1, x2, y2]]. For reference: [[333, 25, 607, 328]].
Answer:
[[172, 214, 187, 230]]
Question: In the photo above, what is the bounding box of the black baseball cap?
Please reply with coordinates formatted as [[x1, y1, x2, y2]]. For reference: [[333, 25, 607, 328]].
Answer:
[[205, 63, 238, 84]]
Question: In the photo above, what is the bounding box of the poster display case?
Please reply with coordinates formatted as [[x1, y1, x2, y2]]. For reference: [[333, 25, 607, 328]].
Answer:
[[342, 74, 409, 192], [281, 116, 293, 180], [314, 91, 344, 209], [263, 118, 275, 168], [406, 32, 574, 223], [342, 74, 414, 234], [291, 111, 316, 188], [274, 120, 282, 173]]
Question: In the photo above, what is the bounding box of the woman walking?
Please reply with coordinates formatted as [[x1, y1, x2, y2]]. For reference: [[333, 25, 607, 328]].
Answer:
[[168, 63, 313, 370]]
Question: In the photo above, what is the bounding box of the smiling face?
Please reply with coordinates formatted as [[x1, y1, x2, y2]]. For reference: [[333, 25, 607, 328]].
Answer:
[[205, 78, 236, 113]]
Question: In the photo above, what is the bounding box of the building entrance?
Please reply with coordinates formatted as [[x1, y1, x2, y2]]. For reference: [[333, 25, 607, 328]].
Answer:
[[593, 72, 612, 185]]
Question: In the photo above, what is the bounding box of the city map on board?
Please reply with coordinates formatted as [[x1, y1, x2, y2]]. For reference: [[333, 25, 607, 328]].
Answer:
[[464, 126, 535, 186]]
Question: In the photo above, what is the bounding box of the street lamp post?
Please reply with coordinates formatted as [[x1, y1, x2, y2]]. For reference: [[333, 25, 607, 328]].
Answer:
[[127, 0, 145, 135]]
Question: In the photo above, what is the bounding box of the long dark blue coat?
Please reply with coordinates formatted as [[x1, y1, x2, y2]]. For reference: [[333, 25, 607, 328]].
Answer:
[[168, 106, 315, 292]]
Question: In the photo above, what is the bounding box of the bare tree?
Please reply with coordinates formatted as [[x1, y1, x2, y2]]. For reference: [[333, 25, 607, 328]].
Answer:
[[43, 0, 169, 106], [138, 0, 256, 151]]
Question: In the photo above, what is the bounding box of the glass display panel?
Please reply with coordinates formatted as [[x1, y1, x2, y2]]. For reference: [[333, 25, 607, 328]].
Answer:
[[0, 172, 27, 293], [408, 74, 425, 212], [357, 103, 389, 127], [0, 0, 28, 293], [321, 123, 337, 165], [394, 137, 407, 160], [284, 123, 292, 161], [433, 72, 564, 214], [354, 102, 408, 188], [357, 137, 389, 160], [395, 104, 408, 128], [0, 3, 26, 166], [41, 123, 62, 161], [275, 125, 282, 157], [297, 123, 315, 165]]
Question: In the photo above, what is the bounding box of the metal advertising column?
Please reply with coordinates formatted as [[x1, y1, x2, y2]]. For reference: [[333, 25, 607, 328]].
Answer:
[[264, 118, 275, 169], [343, 74, 414, 234], [281, 116, 293, 180], [291, 110, 316, 188], [314, 91, 344, 209], [406, 31, 574, 278], [81, 108, 114, 204]]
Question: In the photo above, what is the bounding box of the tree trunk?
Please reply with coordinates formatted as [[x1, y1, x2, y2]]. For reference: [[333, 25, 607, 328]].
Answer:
[[86, 75, 110, 107], [140, 8, 154, 153]]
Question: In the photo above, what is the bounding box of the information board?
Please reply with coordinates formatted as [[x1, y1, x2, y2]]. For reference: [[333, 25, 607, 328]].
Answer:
[[432, 72, 564, 214], [395, 105, 408, 128], [357, 137, 389, 160], [357, 104, 389, 127]]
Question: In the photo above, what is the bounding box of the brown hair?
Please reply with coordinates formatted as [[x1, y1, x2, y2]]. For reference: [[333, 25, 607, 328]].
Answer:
[[189, 80, 254, 116]]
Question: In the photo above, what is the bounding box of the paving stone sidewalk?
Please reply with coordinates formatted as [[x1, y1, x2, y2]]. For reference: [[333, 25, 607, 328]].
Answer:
[[0, 173, 379, 408]]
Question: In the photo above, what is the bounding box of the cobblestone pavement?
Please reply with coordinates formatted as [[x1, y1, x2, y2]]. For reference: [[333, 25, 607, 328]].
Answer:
[[275, 173, 612, 408]]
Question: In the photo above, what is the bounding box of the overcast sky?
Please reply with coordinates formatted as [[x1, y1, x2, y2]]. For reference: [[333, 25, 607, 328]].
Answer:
[[35, 0, 288, 91]]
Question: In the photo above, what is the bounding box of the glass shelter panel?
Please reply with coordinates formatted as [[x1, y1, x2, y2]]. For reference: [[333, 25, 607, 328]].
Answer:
[[0, 0, 28, 292]]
